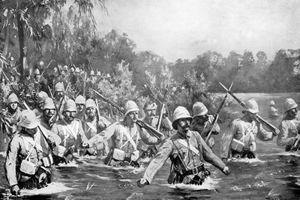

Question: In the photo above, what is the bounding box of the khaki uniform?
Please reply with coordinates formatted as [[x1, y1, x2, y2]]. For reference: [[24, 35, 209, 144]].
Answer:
[[83, 116, 111, 140], [142, 130, 226, 184], [143, 116, 173, 137], [51, 119, 88, 152], [0, 108, 22, 151], [88, 122, 159, 165], [277, 113, 300, 151], [191, 115, 220, 148], [5, 131, 52, 189], [221, 117, 272, 159]]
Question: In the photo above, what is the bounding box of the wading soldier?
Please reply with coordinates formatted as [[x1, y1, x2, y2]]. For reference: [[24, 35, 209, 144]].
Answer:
[[142, 102, 172, 157], [75, 95, 86, 121], [89, 100, 162, 167], [5, 110, 55, 195], [191, 102, 220, 149], [137, 106, 229, 187], [33, 91, 49, 119], [277, 98, 300, 151], [51, 99, 88, 162], [82, 99, 110, 156], [220, 99, 274, 161]]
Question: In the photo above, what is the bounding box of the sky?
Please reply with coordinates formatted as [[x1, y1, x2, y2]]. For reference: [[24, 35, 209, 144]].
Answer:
[[94, 0, 300, 62]]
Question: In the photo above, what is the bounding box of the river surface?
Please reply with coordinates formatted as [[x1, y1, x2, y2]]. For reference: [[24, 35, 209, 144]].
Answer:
[[0, 93, 299, 200]]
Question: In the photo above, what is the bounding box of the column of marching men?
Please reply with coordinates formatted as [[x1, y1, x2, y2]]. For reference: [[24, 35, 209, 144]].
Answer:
[[0, 81, 299, 195]]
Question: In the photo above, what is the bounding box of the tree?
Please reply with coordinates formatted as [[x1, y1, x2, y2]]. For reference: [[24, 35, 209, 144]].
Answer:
[[0, 0, 105, 80]]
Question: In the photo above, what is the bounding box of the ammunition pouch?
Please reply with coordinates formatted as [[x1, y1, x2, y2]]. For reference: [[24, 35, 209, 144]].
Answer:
[[183, 165, 205, 176], [231, 139, 245, 152], [41, 155, 54, 167], [20, 160, 38, 176], [112, 148, 126, 161]]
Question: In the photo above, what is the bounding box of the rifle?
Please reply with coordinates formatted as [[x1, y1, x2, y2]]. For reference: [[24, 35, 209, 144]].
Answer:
[[157, 103, 165, 131], [205, 82, 233, 143], [91, 88, 164, 139], [219, 82, 280, 136], [291, 134, 300, 151]]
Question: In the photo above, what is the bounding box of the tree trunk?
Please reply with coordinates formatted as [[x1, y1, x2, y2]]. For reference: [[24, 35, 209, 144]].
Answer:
[[17, 12, 25, 81], [3, 25, 10, 57]]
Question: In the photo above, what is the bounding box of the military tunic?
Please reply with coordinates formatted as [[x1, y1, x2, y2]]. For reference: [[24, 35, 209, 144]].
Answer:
[[142, 130, 226, 184], [221, 117, 273, 159], [277, 113, 300, 150]]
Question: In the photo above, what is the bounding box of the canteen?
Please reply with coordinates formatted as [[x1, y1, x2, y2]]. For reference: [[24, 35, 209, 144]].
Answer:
[[112, 148, 125, 161], [20, 160, 37, 175], [231, 139, 245, 152]]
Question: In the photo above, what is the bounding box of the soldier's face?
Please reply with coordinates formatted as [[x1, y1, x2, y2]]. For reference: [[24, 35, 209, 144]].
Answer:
[[9, 102, 18, 110], [38, 102, 45, 110], [193, 115, 208, 125], [86, 107, 96, 118], [287, 108, 298, 118], [128, 111, 139, 123], [55, 91, 64, 99], [76, 104, 85, 113], [64, 111, 76, 122], [34, 74, 41, 81], [24, 127, 38, 136], [177, 118, 191, 134], [145, 109, 156, 117], [44, 109, 56, 120]]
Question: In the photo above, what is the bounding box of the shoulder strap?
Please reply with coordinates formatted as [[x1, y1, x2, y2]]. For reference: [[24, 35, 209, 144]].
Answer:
[[177, 138, 200, 156]]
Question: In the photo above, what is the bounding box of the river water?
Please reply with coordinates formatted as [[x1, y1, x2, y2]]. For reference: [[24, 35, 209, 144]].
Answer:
[[0, 93, 299, 200]]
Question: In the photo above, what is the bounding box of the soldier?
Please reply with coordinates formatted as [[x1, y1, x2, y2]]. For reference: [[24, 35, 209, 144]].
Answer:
[[88, 100, 163, 167], [142, 102, 172, 157], [32, 68, 48, 93], [33, 91, 49, 119], [269, 100, 279, 119], [137, 106, 230, 187], [75, 95, 86, 121], [51, 99, 88, 162], [220, 99, 274, 161], [53, 82, 68, 119], [277, 98, 300, 151], [5, 110, 55, 195], [2, 93, 22, 139], [191, 102, 220, 149], [82, 99, 111, 156]]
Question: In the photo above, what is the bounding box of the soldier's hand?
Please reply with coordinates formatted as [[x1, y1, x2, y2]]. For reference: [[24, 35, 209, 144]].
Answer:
[[222, 166, 230, 175], [11, 185, 20, 196], [137, 178, 149, 188]]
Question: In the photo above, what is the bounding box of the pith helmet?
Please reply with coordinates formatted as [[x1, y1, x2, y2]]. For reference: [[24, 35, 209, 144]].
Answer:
[[172, 106, 192, 130], [63, 99, 77, 112], [75, 67, 80, 73], [7, 93, 19, 104], [284, 98, 298, 112], [37, 91, 48, 104], [192, 102, 208, 117], [75, 95, 86, 105], [33, 68, 40, 75], [63, 65, 68, 71], [18, 110, 39, 129], [54, 82, 65, 92], [90, 70, 95, 76], [243, 99, 259, 114], [124, 100, 139, 116], [43, 97, 56, 110], [144, 102, 157, 110], [270, 100, 276, 106], [86, 99, 97, 109]]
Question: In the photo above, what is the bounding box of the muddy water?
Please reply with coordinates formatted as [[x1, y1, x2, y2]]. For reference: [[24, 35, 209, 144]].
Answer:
[[0, 93, 299, 200]]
